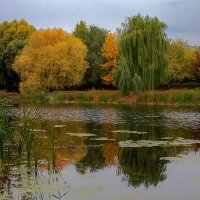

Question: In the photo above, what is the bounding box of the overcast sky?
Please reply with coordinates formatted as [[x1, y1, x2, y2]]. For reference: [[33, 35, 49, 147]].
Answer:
[[0, 0, 199, 45]]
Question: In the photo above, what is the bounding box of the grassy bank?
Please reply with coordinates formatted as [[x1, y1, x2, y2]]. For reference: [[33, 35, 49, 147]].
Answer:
[[19, 90, 136, 104], [17, 88, 200, 106], [137, 88, 200, 105]]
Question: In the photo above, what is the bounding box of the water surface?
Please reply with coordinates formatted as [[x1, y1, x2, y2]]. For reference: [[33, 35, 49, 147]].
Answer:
[[1, 104, 200, 200]]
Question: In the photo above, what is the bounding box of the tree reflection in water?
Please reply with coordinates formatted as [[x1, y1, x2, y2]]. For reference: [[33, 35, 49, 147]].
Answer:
[[117, 147, 167, 188], [75, 146, 106, 174]]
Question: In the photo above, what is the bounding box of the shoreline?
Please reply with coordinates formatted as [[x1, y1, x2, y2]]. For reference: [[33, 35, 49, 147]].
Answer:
[[1, 89, 200, 106]]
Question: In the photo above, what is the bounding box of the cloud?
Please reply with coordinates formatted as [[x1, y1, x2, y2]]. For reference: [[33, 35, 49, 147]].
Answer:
[[0, 0, 199, 45]]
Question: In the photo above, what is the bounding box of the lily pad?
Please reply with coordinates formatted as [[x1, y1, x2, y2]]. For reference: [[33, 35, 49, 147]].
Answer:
[[2, 166, 68, 199], [160, 156, 183, 161], [160, 137, 175, 140], [160, 155, 200, 162], [119, 138, 200, 148], [111, 130, 147, 134], [53, 125, 66, 128], [145, 115, 160, 118], [66, 132, 96, 137], [90, 137, 114, 141], [30, 129, 47, 132]]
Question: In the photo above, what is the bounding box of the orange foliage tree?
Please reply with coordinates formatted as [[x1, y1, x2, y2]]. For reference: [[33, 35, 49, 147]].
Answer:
[[100, 33, 119, 86], [13, 29, 88, 92]]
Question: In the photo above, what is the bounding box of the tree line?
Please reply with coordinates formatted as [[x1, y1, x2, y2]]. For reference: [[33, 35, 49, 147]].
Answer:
[[0, 15, 199, 94]]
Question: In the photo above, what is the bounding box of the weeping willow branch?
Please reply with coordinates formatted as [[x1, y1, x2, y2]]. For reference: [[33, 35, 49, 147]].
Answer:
[[116, 14, 169, 93]]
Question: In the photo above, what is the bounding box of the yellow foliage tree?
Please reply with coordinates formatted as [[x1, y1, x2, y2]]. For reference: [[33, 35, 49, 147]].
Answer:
[[168, 40, 195, 82], [100, 33, 119, 85], [12, 29, 88, 92]]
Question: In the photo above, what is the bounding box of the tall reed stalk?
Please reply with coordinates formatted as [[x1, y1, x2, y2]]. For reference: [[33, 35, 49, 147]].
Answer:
[[0, 102, 16, 168], [18, 108, 39, 167]]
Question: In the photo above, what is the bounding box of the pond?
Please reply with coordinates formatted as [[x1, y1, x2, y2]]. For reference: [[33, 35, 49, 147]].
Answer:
[[1, 104, 200, 200]]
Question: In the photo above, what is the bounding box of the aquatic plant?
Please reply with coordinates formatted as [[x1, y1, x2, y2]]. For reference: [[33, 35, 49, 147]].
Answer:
[[17, 108, 39, 167], [0, 102, 16, 166]]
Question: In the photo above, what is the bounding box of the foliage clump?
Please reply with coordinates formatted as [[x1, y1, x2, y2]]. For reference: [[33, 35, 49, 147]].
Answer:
[[100, 33, 119, 86], [0, 19, 35, 91], [73, 21, 108, 87], [116, 15, 169, 94], [13, 29, 88, 93]]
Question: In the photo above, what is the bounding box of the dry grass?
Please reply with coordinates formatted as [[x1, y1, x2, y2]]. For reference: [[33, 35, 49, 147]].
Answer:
[[3, 88, 200, 106], [137, 89, 200, 105]]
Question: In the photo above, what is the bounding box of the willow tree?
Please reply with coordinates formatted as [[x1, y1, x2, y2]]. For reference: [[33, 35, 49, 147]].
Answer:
[[115, 57, 132, 95], [116, 15, 169, 92]]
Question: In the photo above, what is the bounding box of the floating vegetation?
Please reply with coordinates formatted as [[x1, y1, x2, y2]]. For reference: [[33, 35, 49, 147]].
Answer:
[[65, 132, 96, 137], [111, 130, 147, 134], [160, 155, 200, 162], [145, 115, 160, 118], [90, 137, 115, 141], [160, 137, 175, 140], [30, 129, 47, 132], [71, 186, 104, 200], [39, 136, 48, 139], [118, 138, 200, 148], [53, 125, 66, 128], [54, 144, 102, 149], [1, 166, 68, 200]]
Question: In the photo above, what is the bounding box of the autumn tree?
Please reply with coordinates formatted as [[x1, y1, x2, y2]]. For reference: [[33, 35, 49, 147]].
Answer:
[[116, 15, 169, 93], [0, 19, 35, 91], [73, 21, 108, 87], [191, 50, 200, 82], [100, 33, 119, 86], [13, 29, 88, 92], [168, 40, 195, 82]]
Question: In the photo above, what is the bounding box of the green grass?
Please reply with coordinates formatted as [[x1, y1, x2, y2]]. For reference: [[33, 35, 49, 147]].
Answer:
[[137, 89, 200, 105], [2, 88, 200, 106]]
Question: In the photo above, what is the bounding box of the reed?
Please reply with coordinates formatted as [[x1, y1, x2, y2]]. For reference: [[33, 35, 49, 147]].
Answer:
[[18, 108, 39, 167], [0, 101, 16, 167], [137, 89, 200, 105], [15, 88, 200, 106]]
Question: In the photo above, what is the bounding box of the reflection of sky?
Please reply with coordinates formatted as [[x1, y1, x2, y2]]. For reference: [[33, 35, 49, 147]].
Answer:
[[62, 166, 135, 200], [56, 152, 200, 200], [5, 151, 200, 199], [4, 104, 200, 199], [137, 152, 200, 200], [0, 0, 200, 45]]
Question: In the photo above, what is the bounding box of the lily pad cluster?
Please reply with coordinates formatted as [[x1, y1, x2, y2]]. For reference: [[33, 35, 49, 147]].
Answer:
[[65, 132, 96, 137], [118, 137, 200, 148], [111, 130, 147, 134]]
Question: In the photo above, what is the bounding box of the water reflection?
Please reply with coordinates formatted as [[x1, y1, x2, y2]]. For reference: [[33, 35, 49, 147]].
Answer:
[[118, 147, 167, 188], [76, 146, 106, 174], [2, 104, 200, 199]]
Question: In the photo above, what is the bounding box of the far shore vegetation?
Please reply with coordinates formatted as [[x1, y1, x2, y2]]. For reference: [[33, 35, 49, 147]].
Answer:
[[0, 15, 199, 99], [0, 88, 200, 106]]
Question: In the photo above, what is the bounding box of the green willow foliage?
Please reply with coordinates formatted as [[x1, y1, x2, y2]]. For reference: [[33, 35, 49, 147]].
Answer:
[[116, 15, 169, 93], [115, 57, 132, 95]]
